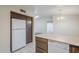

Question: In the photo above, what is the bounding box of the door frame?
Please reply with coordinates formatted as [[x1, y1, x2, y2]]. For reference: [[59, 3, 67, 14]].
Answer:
[[10, 11, 33, 53]]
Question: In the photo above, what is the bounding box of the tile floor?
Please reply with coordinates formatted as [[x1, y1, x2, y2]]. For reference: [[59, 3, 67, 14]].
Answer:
[[15, 40, 69, 53], [15, 42, 35, 53]]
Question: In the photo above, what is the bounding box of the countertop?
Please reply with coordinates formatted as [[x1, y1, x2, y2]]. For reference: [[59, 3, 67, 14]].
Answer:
[[35, 33, 79, 46]]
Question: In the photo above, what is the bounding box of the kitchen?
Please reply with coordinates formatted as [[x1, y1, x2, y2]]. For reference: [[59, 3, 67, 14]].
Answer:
[[0, 5, 79, 53]]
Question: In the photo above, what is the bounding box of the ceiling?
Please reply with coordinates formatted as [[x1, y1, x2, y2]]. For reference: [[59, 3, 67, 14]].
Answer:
[[13, 5, 79, 17], [33, 5, 79, 17]]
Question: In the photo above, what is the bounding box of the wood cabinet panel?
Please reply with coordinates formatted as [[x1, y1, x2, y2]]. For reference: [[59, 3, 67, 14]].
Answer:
[[36, 37, 48, 53], [69, 45, 79, 53], [26, 17, 33, 43], [36, 37, 48, 43], [36, 40, 48, 51], [36, 47, 48, 53]]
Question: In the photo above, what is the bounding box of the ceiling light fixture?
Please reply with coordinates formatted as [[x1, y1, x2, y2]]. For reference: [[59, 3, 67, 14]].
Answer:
[[57, 9, 64, 20]]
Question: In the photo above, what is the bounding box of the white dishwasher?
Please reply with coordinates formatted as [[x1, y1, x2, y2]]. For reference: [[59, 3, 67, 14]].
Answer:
[[48, 40, 69, 53]]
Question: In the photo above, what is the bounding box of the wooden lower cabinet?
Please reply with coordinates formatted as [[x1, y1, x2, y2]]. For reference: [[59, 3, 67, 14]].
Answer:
[[69, 45, 79, 53], [36, 37, 48, 53], [36, 47, 48, 53]]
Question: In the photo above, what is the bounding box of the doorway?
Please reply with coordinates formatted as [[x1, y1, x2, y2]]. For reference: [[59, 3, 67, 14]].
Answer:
[[10, 11, 33, 53]]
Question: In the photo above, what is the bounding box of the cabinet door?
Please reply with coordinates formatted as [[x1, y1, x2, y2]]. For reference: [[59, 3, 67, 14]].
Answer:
[[69, 45, 79, 53], [36, 37, 48, 53]]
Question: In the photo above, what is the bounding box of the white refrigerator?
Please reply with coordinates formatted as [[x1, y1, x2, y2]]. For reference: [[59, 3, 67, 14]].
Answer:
[[12, 18, 26, 52]]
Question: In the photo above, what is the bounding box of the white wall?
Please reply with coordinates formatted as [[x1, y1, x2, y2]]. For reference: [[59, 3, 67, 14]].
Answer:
[[34, 18, 46, 34], [0, 6, 10, 53], [0, 6, 34, 52], [34, 16, 52, 34], [53, 15, 79, 36]]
